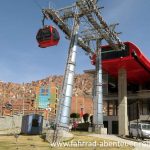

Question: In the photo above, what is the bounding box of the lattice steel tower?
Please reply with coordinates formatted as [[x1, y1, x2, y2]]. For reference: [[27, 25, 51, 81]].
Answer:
[[42, 0, 125, 140]]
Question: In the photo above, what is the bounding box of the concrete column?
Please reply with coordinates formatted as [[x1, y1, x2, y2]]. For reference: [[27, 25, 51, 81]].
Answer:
[[118, 68, 128, 136]]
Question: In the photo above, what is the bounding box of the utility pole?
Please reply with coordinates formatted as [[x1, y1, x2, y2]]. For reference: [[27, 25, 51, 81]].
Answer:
[[22, 86, 25, 115]]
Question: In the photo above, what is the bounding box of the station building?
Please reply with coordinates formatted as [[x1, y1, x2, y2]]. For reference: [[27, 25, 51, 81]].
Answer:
[[86, 41, 150, 135], [85, 70, 150, 135]]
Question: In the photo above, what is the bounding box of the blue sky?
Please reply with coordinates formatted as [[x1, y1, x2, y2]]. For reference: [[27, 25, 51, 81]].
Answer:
[[0, 0, 150, 83]]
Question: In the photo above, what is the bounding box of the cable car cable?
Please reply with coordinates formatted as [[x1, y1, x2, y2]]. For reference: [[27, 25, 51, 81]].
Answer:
[[32, 0, 42, 10]]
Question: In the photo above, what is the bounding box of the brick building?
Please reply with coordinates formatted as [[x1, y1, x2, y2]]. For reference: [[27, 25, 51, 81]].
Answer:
[[71, 96, 93, 115]]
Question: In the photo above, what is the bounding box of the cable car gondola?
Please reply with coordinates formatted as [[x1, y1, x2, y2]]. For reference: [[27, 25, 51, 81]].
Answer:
[[36, 26, 60, 48]]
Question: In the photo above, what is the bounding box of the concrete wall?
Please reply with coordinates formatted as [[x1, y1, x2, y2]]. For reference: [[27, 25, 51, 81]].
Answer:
[[0, 115, 47, 131], [0, 115, 22, 130]]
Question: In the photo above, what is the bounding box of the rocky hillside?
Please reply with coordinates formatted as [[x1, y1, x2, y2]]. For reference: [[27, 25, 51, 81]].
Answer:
[[0, 73, 93, 104], [48, 73, 93, 96], [33, 73, 93, 96]]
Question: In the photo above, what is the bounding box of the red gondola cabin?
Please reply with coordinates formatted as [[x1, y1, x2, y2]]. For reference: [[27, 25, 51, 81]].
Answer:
[[36, 26, 60, 48]]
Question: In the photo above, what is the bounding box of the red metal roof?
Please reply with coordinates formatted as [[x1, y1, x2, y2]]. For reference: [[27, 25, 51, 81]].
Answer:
[[93, 42, 150, 84]]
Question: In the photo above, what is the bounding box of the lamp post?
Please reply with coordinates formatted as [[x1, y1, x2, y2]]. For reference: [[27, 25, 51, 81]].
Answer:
[[75, 93, 78, 114], [80, 104, 84, 123], [23, 97, 24, 115], [0, 98, 3, 116], [1, 85, 5, 116], [22, 86, 25, 116]]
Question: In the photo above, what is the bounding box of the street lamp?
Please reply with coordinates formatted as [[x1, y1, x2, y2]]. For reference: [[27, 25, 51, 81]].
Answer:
[[75, 93, 78, 113], [80, 104, 84, 123], [22, 86, 25, 115]]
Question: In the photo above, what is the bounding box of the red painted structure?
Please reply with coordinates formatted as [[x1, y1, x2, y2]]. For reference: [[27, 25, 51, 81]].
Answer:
[[36, 26, 60, 48], [91, 42, 150, 84]]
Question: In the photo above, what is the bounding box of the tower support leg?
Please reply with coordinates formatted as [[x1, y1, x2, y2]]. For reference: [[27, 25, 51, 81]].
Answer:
[[52, 8, 80, 142], [93, 40, 107, 134]]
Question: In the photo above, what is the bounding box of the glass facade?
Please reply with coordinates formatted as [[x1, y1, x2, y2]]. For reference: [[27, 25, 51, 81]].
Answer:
[[101, 44, 129, 60]]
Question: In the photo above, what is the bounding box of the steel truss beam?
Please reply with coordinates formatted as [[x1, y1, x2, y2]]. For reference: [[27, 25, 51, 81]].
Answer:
[[43, 1, 125, 54], [42, 8, 92, 54]]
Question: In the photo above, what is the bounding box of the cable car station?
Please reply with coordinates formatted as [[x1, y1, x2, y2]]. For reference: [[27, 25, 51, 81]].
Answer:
[[1, 1, 150, 149], [37, 0, 149, 141]]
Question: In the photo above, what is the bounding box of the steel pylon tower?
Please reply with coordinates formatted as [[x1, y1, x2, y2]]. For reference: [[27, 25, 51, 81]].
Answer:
[[92, 39, 103, 128], [56, 6, 80, 129], [42, 0, 125, 139]]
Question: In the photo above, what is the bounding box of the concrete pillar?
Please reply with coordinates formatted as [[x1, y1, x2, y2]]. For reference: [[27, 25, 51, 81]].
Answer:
[[118, 68, 128, 136]]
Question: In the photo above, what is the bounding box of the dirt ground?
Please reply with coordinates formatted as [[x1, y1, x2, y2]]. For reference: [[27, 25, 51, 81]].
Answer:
[[0, 133, 133, 150]]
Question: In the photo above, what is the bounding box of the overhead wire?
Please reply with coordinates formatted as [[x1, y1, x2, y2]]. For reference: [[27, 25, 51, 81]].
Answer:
[[32, 0, 43, 10], [32, 0, 50, 27]]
